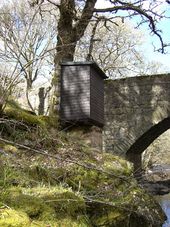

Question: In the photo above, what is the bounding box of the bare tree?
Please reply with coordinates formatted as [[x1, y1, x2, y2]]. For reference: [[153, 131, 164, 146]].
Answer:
[[1, 0, 169, 114], [76, 19, 144, 78], [0, 0, 56, 112], [30, 0, 169, 114], [0, 63, 20, 115]]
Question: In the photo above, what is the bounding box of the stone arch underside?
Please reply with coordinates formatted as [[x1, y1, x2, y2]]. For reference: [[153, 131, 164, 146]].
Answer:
[[126, 117, 170, 171]]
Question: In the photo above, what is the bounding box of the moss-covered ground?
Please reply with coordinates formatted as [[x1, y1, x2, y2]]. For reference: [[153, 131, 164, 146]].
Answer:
[[0, 102, 166, 226]]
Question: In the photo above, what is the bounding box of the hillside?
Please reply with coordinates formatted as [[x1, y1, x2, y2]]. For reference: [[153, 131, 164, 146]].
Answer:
[[0, 102, 165, 226]]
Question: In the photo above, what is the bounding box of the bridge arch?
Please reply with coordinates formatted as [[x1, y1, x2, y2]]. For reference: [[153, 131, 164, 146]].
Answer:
[[126, 117, 170, 170], [104, 73, 170, 169]]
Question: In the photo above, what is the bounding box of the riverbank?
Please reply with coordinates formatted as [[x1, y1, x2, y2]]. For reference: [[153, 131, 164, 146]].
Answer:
[[0, 103, 166, 226], [138, 165, 170, 195], [156, 193, 170, 227], [139, 178, 170, 195], [0, 143, 166, 226]]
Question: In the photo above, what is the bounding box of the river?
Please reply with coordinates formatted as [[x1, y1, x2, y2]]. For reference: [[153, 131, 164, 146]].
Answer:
[[157, 193, 170, 227], [145, 164, 170, 226]]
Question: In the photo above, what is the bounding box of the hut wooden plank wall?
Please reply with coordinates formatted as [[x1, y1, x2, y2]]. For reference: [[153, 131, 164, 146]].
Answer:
[[60, 62, 107, 127]]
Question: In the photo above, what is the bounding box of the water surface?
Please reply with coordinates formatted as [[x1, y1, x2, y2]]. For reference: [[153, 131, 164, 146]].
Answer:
[[157, 193, 170, 227]]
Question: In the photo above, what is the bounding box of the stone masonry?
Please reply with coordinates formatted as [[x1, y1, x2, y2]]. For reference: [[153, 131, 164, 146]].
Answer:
[[103, 74, 170, 168]]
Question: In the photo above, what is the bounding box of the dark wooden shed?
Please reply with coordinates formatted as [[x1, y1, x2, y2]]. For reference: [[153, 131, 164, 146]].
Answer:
[[60, 61, 107, 127]]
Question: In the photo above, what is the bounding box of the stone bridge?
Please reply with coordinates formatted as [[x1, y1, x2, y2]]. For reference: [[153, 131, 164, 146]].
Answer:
[[104, 74, 170, 170]]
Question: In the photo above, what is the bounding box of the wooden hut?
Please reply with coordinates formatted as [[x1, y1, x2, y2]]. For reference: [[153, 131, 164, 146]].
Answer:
[[60, 61, 107, 127]]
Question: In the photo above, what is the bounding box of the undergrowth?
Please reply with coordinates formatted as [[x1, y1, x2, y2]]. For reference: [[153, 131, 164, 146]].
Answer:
[[0, 102, 165, 227]]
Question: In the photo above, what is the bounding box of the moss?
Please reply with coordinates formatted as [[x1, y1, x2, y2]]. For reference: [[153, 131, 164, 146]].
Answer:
[[0, 160, 165, 227], [0, 155, 68, 188], [43, 191, 85, 218], [0, 208, 30, 227], [0, 118, 165, 227], [23, 186, 86, 218], [6, 99, 21, 109], [38, 115, 59, 128], [3, 101, 59, 128], [89, 186, 165, 227], [91, 210, 127, 227], [4, 105, 45, 127], [0, 208, 89, 227], [0, 186, 87, 225], [30, 216, 89, 227], [0, 159, 37, 188], [22, 165, 67, 186], [3, 144, 18, 154], [102, 153, 133, 176], [1, 187, 44, 218], [65, 153, 133, 194], [26, 165, 53, 185]]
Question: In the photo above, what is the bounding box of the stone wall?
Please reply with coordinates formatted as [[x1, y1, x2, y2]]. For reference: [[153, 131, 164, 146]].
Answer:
[[103, 74, 170, 162]]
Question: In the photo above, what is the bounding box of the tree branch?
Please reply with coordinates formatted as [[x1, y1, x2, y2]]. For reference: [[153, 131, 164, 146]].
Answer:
[[73, 0, 97, 41], [46, 0, 60, 7], [94, 4, 165, 53]]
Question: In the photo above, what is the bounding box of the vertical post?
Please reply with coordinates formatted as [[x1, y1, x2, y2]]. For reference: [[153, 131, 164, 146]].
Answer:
[[38, 87, 45, 115]]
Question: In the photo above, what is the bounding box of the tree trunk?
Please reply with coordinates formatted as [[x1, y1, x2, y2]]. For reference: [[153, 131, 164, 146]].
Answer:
[[26, 88, 35, 113], [49, 0, 97, 116], [38, 87, 45, 115], [49, 0, 76, 116]]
